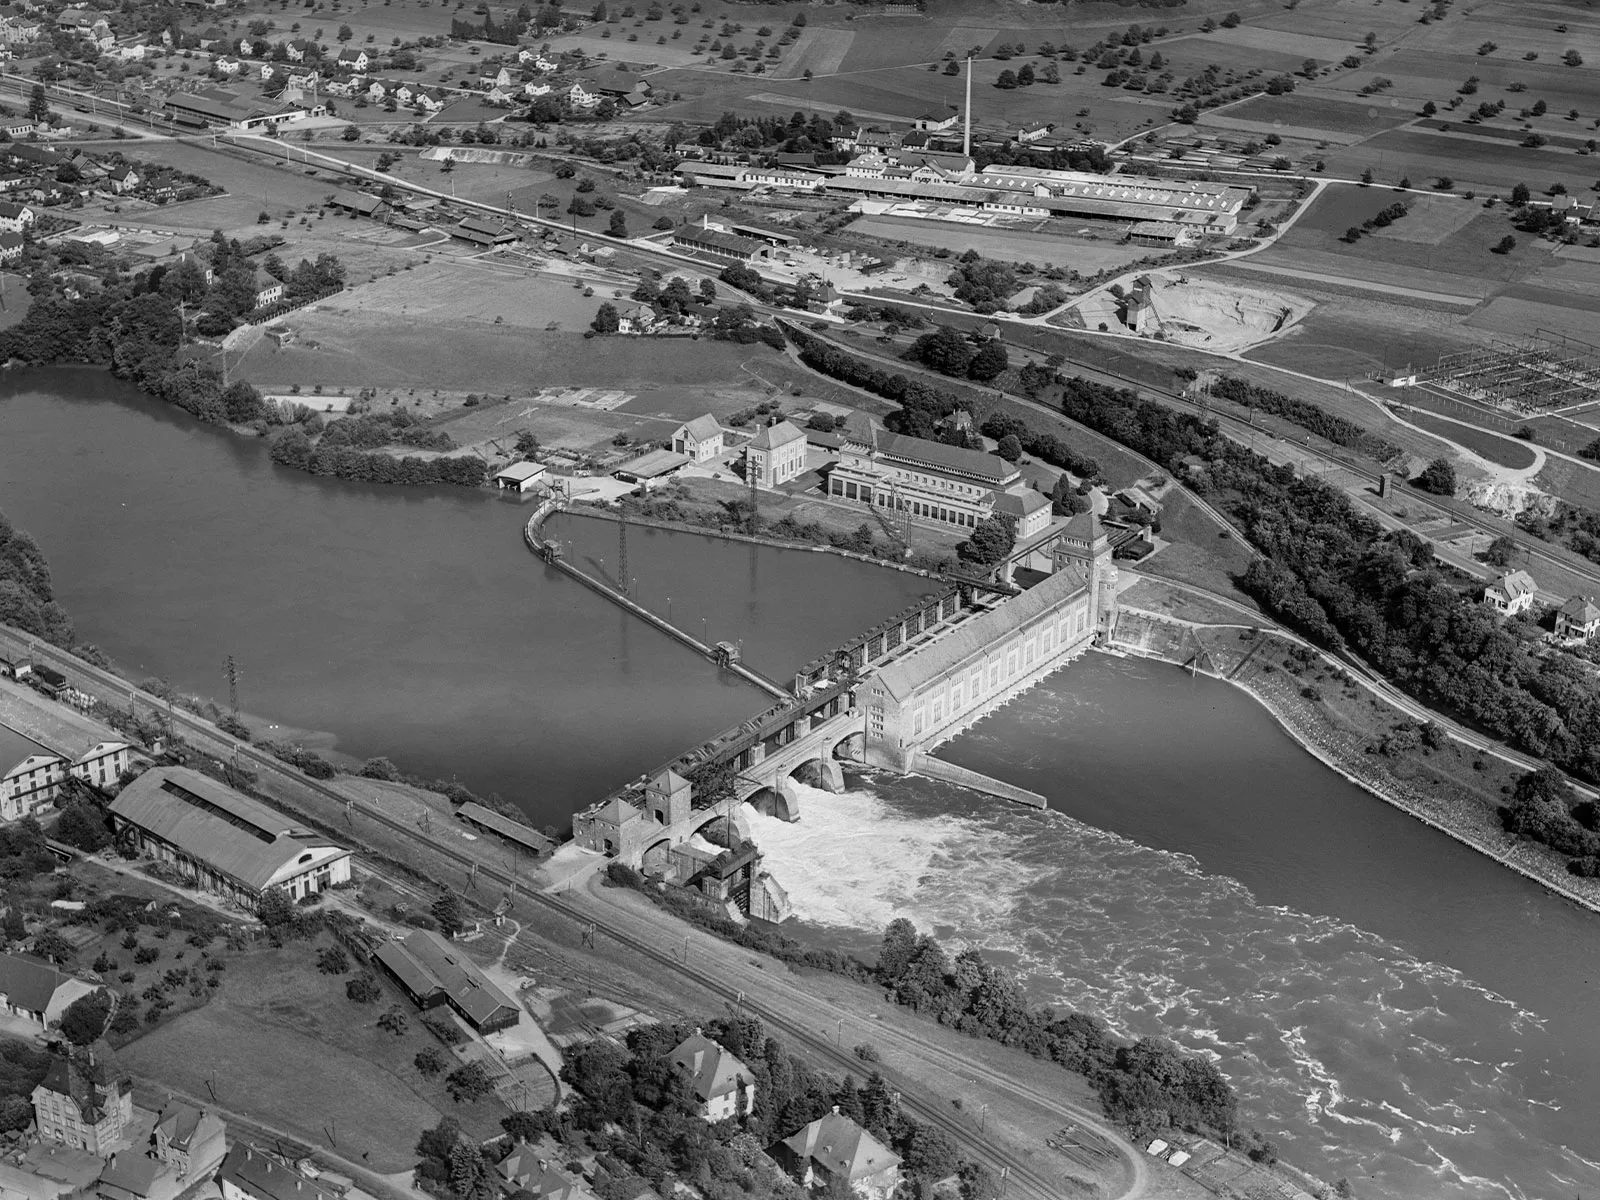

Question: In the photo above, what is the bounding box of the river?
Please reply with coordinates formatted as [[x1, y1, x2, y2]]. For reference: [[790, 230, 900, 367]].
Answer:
[[4, 372, 1597, 1199], [745, 655, 1600, 1200], [0, 369, 935, 822]]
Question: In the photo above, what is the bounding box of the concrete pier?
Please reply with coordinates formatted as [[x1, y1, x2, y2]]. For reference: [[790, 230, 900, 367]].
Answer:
[[909, 753, 1047, 809]]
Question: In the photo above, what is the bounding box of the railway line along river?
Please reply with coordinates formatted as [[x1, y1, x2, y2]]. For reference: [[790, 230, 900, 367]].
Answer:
[[4, 370, 1598, 1199]]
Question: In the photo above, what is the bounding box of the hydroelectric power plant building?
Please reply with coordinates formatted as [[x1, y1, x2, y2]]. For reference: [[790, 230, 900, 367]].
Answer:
[[570, 511, 1116, 894]]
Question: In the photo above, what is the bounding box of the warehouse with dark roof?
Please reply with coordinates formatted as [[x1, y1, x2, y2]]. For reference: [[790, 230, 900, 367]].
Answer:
[[109, 767, 353, 909], [373, 929, 521, 1032]]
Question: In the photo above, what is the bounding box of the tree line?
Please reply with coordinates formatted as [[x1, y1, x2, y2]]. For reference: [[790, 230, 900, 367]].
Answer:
[[1046, 373, 1600, 787], [1207, 375, 1402, 461], [0, 511, 75, 648], [783, 322, 966, 441]]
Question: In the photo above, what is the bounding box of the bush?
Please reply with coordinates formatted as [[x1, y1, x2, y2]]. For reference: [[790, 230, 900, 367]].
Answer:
[[415, 1045, 448, 1076], [317, 945, 351, 975], [445, 1060, 494, 1103], [345, 973, 383, 1003]]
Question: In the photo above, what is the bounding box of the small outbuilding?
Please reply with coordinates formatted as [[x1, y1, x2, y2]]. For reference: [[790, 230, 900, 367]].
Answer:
[[492, 461, 547, 493], [373, 929, 521, 1033], [613, 448, 691, 485]]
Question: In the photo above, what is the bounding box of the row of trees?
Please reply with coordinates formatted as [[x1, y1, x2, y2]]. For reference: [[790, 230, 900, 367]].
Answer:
[[784, 323, 964, 441], [267, 429, 486, 488], [1207, 376, 1402, 461]]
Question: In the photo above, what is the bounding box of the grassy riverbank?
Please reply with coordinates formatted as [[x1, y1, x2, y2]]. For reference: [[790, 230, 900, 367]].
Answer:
[[1113, 601, 1600, 915]]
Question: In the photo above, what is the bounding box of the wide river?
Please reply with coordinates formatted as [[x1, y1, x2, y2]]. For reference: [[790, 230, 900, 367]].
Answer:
[[4, 372, 1598, 1197]]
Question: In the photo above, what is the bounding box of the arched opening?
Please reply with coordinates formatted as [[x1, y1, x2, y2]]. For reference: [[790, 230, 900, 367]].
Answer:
[[790, 757, 844, 794], [831, 732, 865, 763], [640, 838, 674, 877], [744, 782, 799, 822], [694, 814, 738, 848]]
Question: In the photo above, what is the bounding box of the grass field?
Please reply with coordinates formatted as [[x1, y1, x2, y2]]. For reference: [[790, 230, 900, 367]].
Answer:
[[770, 27, 855, 79], [1318, 127, 1600, 196], [118, 936, 505, 1171], [1212, 93, 1414, 137], [1464, 295, 1600, 342], [1403, 409, 1538, 468], [1286, 185, 1479, 242], [1243, 307, 1477, 381]]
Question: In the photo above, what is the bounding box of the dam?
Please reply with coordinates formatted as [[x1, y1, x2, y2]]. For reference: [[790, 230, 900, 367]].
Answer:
[[564, 508, 1119, 913]]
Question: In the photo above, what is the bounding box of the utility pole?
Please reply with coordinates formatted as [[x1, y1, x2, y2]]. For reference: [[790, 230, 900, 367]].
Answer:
[[617, 507, 629, 597], [223, 654, 241, 718]]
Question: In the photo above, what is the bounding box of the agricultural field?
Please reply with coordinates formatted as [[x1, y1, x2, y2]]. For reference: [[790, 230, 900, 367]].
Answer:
[[1465, 295, 1600, 343], [1205, 93, 1414, 139], [118, 934, 507, 1171], [1329, 48, 1600, 120], [1317, 127, 1600, 197], [1242, 303, 1479, 381]]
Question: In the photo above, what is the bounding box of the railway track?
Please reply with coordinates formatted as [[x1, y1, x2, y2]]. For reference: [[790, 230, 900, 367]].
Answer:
[[0, 629, 1124, 1200]]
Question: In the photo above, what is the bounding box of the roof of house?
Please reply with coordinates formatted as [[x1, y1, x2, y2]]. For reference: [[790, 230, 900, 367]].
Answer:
[[748, 420, 806, 452], [0, 200, 31, 218], [496, 1152, 594, 1200], [330, 189, 383, 214], [780, 1111, 900, 1182], [1486, 570, 1536, 601], [0, 953, 68, 1013], [154, 1098, 224, 1153], [919, 104, 959, 121], [218, 1148, 342, 1200], [36, 1053, 126, 1125], [373, 929, 519, 1027], [675, 225, 762, 256], [1560, 595, 1600, 622], [109, 767, 349, 893], [993, 489, 1050, 520], [3, 754, 62, 783], [0, 1163, 71, 1200], [676, 414, 722, 443], [872, 566, 1092, 704], [873, 431, 1015, 486], [493, 461, 546, 482], [669, 1032, 750, 1102], [589, 796, 640, 827], [97, 1154, 160, 1199]]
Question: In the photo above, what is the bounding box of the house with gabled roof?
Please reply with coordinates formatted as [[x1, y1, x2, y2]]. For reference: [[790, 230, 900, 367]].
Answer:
[[69, 742, 132, 790], [1482, 569, 1536, 617], [0, 953, 99, 1030], [151, 1098, 227, 1180], [2, 754, 64, 820], [219, 1147, 342, 1200], [497, 1148, 596, 1200], [1556, 595, 1600, 643], [668, 1030, 754, 1122], [671, 414, 724, 463], [771, 1110, 900, 1199], [745, 419, 808, 488], [334, 47, 367, 72]]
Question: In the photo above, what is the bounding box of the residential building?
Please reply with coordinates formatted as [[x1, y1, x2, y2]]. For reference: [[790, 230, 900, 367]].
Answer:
[[566, 82, 598, 109], [213, 56, 241, 75], [771, 1110, 900, 1200], [827, 428, 1020, 532], [33, 1051, 133, 1154], [2, 754, 65, 820], [106, 165, 139, 194], [151, 1099, 227, 1180], [478, 65, 512, 89], [671, 414, 724, 463], [0, 231, 21, 263], [668, 1030, 754, 1122], [252, 270, 283, 308], [69, 742, 132, 789], [0, 953, 98, 1030], [334, 47, 367, 72], [218, 1148, 341, 1200], [1556, 595, 1600, 643], [745, 420, 807, 488], [496, 1149, 595, 1200], [95, 1155, 161, 1200], [373, 928, 521, 1032], [1483, 569, 1536, 617], [108, 766, 353, 908], [0, 200, 34, 233]]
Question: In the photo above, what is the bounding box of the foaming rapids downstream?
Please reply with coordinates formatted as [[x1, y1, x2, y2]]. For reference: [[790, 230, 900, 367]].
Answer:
[[744, 676, 1600, 1200]]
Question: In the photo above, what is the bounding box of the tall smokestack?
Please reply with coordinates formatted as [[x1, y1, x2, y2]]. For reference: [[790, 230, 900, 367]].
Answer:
[[963, 56, 972, 158]]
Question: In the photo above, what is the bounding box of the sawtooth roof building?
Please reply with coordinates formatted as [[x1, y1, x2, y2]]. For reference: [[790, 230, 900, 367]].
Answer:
[[109, 767, 353, 909]]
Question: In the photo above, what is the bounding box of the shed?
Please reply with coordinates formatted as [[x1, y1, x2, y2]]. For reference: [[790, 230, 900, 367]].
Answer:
[[492, 461, 547, 493], [613, 449, 690, 483], [454, 801, 553, 855]]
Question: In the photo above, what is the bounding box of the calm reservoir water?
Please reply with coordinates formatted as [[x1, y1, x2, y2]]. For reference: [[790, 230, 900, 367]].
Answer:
[[0, 369, 935, 820], [5, 372, 1599, 1198]]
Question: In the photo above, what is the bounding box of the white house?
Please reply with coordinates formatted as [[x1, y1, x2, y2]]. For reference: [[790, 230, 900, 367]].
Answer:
[[0, 201, 36, 233], [745, 419, 808, 488], [567, 82, 598, 109], [70, 742, 132, 789], [1483, 569, 1536, 617], [0, 231, 23, 263], [522, 81, 551, 97], [1556, 595, 1600, 643], [106, 164, 139, 194], [1, 755, 65, 821], [334, 47, 368, 72], [213, 55, 241, 75], [252, 270, 283, 308], [671, 414, 725, 464], [669, 1030, 754, 1123]]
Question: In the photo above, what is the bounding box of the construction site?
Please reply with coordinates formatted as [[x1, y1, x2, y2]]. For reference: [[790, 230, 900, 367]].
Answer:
[[1419, 330, 1600, 414]]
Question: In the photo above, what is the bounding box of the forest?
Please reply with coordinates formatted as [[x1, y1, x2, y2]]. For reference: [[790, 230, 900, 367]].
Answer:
[[0, 512, 75, 648]]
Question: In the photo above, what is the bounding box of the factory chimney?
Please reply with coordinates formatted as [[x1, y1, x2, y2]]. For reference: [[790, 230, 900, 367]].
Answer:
[[963, 55, 972, 158]]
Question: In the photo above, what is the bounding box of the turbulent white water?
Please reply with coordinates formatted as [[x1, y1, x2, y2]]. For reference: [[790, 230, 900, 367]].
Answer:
[[747, 779, 1600, 1200]]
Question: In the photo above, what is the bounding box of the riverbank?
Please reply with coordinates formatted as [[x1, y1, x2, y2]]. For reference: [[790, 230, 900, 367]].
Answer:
[[1111, 606, 1600, 917]]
